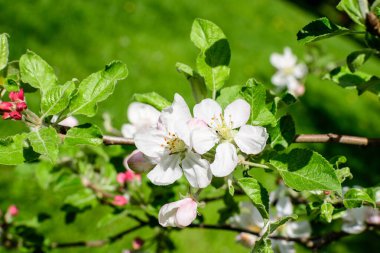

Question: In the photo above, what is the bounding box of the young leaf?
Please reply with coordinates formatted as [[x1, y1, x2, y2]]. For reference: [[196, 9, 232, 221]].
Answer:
[[343, 188, 376, 208], [133, 92, 171, 110], [176, 62, 207, 102], [68, 61, 128, 116], [240, 79, 276, 126], [33, 161, 54, 190], [0, 33, 9, 71], [269, 149, 342, 195], [191, 18, 229, 53], [40, 81, 76, 118], [297, 17, 350, 44], [0, 134, 25, 165], [320, 202, 334, 223], [269, 214, 298, 233], [64, 123, 103, 146], [19, 50, 58, 93], [216, 85, 242, 108], [267, 115, 295, 151], [346, 49, 374, 72], [238, 177, 269, 219], [251, 238, 273, 253], [28, 127, 60, 164], [337, 0, 367, 26]]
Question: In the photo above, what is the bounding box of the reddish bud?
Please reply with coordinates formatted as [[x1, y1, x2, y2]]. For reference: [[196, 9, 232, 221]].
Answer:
[[7, 205, 19, 217], [124, 170, 141, 183], [117, 172, 127, 185], [323, 190, 331, 195], [10, 111, 22, 120], [0, 102, 13, 112], [132, 237, 144, 250], [9, 89, 24, 101], [16, 102, 28, 111], [113, 195, 128, 206], [2, 112, 11, 119]]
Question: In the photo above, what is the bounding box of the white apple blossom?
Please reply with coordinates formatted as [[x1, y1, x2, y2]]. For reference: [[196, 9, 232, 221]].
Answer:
[[191, 98, 268, 177], [134, 94, 212, 188], [342, 207, 380, 234], [51, 115, 79, 128], [122, 102, 160, 138], [159, 198, 198, 227], [270, 47, 307, 97]]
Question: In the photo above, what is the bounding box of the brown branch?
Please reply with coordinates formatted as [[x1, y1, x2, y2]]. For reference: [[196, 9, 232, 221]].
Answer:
[[294, 134, 380, 146]]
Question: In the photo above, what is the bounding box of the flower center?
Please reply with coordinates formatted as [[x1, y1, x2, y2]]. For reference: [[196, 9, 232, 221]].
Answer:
[[283, 66, 295, 75], [212, 114, 235, 141], [165, 133, 187, 154]]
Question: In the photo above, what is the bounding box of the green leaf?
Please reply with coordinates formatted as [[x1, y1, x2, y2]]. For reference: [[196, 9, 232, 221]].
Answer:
[[176, 62, 207, 102], [337, 0, 366, 26], [320, 202, 334, 223], [335, 167, 353, 183], [34, 161, 54, 190], [191, 18, 229, 53], [251, 238, 273, 253], [268, 115, 295, 151], [346, 49, 374, 72], [269, 149, 342, 195], [0, 33, 9, 71], [0, 134, 25, 165], [238, 177, 269, 219], [216, 85, 242, 108], [240, 79, 276, 126], [41, 80, 76, 118], [64, 188, 97, 209], [64, 123, 103, 146], [28, 127, 60, 163], [133, 92, 171, 110], [68, 61, 128, 116], [196, 55, 230, 93], [19, 50, 58, 93], [297, 17, 350, 44], [269, 214, 298, 233], [343, 188, 376, 208]]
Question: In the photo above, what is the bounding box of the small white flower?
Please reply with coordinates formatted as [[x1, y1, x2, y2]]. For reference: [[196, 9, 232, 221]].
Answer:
[[134, 94, 212, 188], [270, 47, 307, 97], [192, 99, 268, 177], [159, 198, 198, 227], [121, 102, 160, 138], [51, 115, 79, 128]]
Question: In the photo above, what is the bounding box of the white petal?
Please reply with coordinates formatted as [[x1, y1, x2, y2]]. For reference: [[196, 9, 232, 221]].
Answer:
[[181, 151, 212, 188], [147, 154, 182, 185], [161, 94, 192, 132], [283, 47, 297, 67], [159, 198, 190, 227], [121, 124, 137, 138], [235, 202, 265, 229], [270, 53, 287, 69], [210, 142, 238, 177], [224, 99, 250, 129], [127, 102, 160, 128], [276, 196, 293, 217], [271, 71, 288, 87], [286, 76, 301, 91], [272, 240, 296, 253], [342, 207, 367, 234], [59, 116, 79, 128], [191, 127, 218, 154], [342, 221, 366, 234], [293, 63, 307, 78], [176, 198, 198, 227], [134, 128, 166, 159], [187, 118, 208, 131], [193, 98, 222, 127], [285, 221, 312, 238], [235, 125, 268, 155]]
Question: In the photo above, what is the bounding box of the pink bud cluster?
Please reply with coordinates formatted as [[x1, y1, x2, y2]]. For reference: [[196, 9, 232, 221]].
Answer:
[[117, 170, 141, 185], [0, 89, 27, 120]]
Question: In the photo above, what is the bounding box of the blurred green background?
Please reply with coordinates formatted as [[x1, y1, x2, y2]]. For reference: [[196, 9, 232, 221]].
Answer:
[[0, 0, 379, 252]]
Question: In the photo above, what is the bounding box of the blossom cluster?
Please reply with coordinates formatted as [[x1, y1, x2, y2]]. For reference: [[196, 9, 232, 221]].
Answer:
[[0, 89, 27, 120], [124, 94, 268, 227]]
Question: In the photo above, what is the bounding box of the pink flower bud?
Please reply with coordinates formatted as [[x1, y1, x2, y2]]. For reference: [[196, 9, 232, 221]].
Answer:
[[7, 205, 19, 217], [158, 198, 198, 227], [0, 102, 13, 111], [10, 111, 22, 120], [113, 195, 128, 206], [2, 112, 11, 119], [16, 102, 28, 111], [9, 89, 24, 102], [117, 172, 127, 185], [124, 170, 141, 183], [124, 150, 155, 173], [132, 237, 144, 250]]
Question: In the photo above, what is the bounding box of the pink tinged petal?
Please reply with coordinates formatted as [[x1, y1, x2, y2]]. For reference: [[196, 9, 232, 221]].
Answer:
[[271, 71, 288, 87], [286, 76, 301, 91], [117, 172, 127, 184], [187, 118, 207, 131], [147, 153, 183, 186], [121, 124, 137, 138], [124, 150, 155, 173], [134, 128, 166, 159], [127, 102, 160, 127], [158, 198, 193, 227], [285, 221, 312, 238], [210, 142, 238, 177], [176, 198, 198, 227], [59, 116, 79, 128], [191, 127, 218, 154], [193, 98, 222, 127], [235, 125, 268, 155], [224, 99, 250, 129], [181, 151, 212, 188]]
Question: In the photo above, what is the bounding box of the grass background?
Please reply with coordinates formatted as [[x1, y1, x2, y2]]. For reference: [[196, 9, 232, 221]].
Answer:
[[0, 0, 379, 252]]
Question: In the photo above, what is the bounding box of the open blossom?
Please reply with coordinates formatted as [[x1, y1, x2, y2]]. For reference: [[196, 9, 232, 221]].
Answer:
[[342, 206, 380, 234], [270, 47, 307, 97], [134, 94, 212, 188], [191, 99, 268, 177], [122, 102, 160, 138], [159, 198, 198, 227]]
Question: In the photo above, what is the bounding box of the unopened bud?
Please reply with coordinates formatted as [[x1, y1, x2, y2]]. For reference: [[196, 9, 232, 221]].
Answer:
[[0, 102, 13, 111], [132, 237, 144, 250], [113, 195, 128, 206], [2, 112, 11, 119], [16, 102, 28, 111], [124, 150, 155, 173], [7, 205, 19, 217], [323, 190, 331, 195], [9, 89, 24, 102], [10, 111, 22, 120]]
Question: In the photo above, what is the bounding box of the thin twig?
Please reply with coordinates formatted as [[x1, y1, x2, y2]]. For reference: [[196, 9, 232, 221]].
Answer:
[[294, 133, 380, 146]]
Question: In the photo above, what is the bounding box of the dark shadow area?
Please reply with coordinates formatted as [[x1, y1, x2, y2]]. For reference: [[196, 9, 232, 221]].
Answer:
[[205, 38, 231, 67]]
